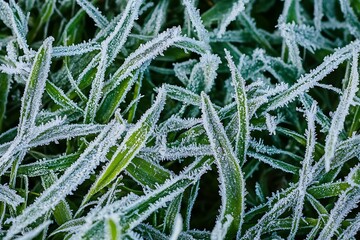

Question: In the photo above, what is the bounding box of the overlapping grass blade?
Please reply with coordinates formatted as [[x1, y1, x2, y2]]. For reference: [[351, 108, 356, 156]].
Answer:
[[76, 0, 108, 29], [265, 40, 360, 111], [0, 37, 53, 175], [324, 50, 359, 171], [5, 121, 124, 239], [225, 50, 249, 165], [73, 156, 212, 238], [83, 0, 143, 123], [83, 87, 166, 203], [201, 93, 245, 239]]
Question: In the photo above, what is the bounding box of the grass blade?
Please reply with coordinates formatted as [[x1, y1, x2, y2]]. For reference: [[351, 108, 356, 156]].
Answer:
[[83, 87, 166, 203], [324, 50, 359, 171], [201, 92, 245, 239], [225, 50, 249, 165], [5, 121, 125, 239]]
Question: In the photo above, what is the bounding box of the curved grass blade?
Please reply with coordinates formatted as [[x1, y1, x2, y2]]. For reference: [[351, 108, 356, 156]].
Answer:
[[201, 92, 245, 239], [265, 40, 360, 112], [73, 156, 212, 238], [126, 157, 172, 189], [96, 69, 142, 123], [17, 153, 80, 177], [84, 0, 143, 123], [324, 50, 359, 171], [217, 0, 246, 37], [45, 81, 83, 112], [181, 0, 209, 43], [76, 0, 108, 28], [52, 42, 101, 58], [289, 103, 317, 239], [103, 27, 182, 94], [0, 37, 53, 175], [225, 50, 249, 165], [18, 37, 54, 136], [241, 190, 296, 239], [5, 121, 125, 240], [0, 0, 29, 55], [83, 88, 166, 204], [247, 151, 299, 174]]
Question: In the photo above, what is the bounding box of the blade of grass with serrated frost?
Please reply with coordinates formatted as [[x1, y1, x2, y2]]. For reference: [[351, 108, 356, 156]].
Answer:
[[17, 153, 80, 177], [28, 124, 104, 148], [83, 88, 166, 204], [52, 42, 101, 57], [200, 53, 221, 93], [103, 27, 182, 94], [217, 0, 246, 37], [76, 0, 109, 28], [164, 84, 201, 106], [241, 191, 296, 240], [201, 93, 245, 239], [338, 212, 360, 240], [72, 156, 212, 238], [317, 166, 360, 240], [0, 37, 53, 175], [0, 0, 29, 54], [4, 121, 125, 240], [41, 172, 72, 225], [279, 22, 303, 71], [324, 50, 359, 171], [173, 36, 211, 55], [102, 0, 142, 65], [339, 0, 360, 39], [18, 37, 53, 136], [289, 103, 317, 239], [247, 151, 299, 174], [45, 81, 83, 112], [84, 0, 142, 123], [96, 69, 142, 123], [225, 50, 249, 165], [83, 49, 107, 123], [182, 0, 209, 43], [16, 221, 51, 240], [265, 40, 360, 111], [142, 0, 169, 36], [0, 184, 23, 208]]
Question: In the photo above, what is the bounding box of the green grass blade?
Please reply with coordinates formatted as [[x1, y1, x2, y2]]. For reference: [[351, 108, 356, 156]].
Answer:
[[96, 70, 141, 123], [225, 50, 249, 165], [83, 88, 166, 203], [18, 37, 54, 136], [324, 50, 359, 171], [45, 81, 83, 112], [5, 121, 125, 239], [265, 40, 360, 112], [76, 0, 108, 28], [41, 172, 72, 225], [201, 92, 245, 239]]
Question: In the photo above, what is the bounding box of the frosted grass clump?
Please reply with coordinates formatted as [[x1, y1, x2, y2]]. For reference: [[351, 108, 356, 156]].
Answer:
[[0, 0, 360, 239]]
